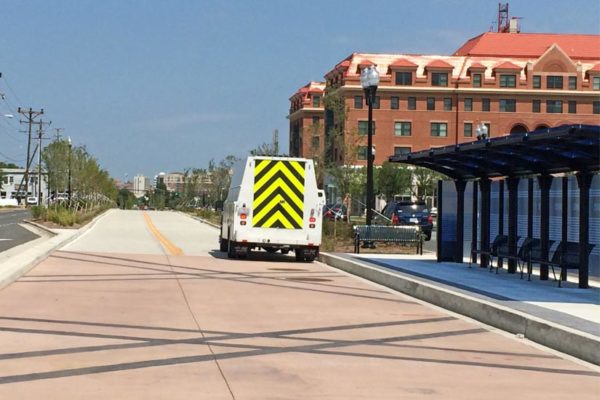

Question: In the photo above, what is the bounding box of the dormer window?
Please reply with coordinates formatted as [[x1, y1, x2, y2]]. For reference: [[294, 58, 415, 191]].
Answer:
[[312, 95, 321, 107], [499, 74, 516, 88], [395, 71, 412, 85], [431, 72, 448, 87], [472, 73, 482, 87]]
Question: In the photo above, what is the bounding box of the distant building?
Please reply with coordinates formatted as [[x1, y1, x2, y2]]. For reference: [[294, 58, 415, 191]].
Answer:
[[0, 168, 48, 204], [164, 172, 185, 193], [133, 174, 150, 198], [289, 31, 600, 167]]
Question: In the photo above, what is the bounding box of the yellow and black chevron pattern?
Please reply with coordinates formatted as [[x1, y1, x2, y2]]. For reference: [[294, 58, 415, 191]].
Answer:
[[252, 159, 305, 229]]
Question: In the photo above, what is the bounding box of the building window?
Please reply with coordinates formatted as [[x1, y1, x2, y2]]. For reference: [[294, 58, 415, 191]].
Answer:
[[394, 121, 411, 136], [312, 95, 321, 107], [533, 75, 541, 89], [358, 120, 376, 135], [391, 96, 399, 110], [546, 100, 563, 113], [358, 146, 368, 160], [482, 98, 490, 112], [593, 77, 600, 90], [408, 97, 416, 110], [443, 98, 452, 111], [427, 97, 435, 111], [532, 99, 541, 113], [431, 72, 448, 87], [568, 100, 576, 114], [354, 96, 363, 109], [593, 101, 600, 114], [311, 136, 320, 149], [431, 122, 447, 137], [499, 99, 516, 112], [546, 76, 563, 89], [499, 74, 516, 88], [395, 71, 412, 85], [568, 76, 577, 90], [464, 98, 473, 111], [464, 122, 473, 137], [312, 116, 320, 125], [472, 73, 481, 87], [372, 96, 380, 109], [394, 147, 411, 156]]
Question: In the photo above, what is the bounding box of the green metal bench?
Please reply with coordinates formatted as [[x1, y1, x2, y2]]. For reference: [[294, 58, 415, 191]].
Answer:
[[354, 225, 423, 254]]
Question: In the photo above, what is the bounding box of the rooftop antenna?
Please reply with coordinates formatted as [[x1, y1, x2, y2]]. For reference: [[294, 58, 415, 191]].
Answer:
[[498, 2, 510, 33]]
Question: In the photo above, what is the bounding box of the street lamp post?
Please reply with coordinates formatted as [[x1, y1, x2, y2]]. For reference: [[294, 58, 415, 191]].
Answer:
[[360, 65, 380, 229], [67, 137, 72, 202], [476, 122, 488, 140]]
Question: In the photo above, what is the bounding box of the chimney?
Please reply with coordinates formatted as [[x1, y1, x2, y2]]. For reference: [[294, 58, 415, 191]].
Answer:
[[509, 18, 520, 33]]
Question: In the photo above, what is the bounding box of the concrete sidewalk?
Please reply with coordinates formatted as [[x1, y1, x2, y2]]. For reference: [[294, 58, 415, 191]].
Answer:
[[0, 210, 113, 290], [319, 252, 600, 365]]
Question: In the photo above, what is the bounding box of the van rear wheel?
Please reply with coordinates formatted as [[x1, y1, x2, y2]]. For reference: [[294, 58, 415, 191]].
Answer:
[[295, 249, 305, 262], [227, 240, 236, 259], [220, 238, 228, 252]]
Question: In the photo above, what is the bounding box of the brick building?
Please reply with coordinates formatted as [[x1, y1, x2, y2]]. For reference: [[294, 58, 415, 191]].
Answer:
[[289, 32, 600, 168], [288, 81, 325, 162]]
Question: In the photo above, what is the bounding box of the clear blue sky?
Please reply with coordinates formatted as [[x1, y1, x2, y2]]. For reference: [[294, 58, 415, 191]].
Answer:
[[1, 0, 598, 181]]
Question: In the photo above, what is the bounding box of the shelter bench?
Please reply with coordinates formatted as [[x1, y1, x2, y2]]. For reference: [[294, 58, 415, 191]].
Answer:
[[469, 234, 507, 270], [529, 241, 596, 287], [353, 225, 423, 255]]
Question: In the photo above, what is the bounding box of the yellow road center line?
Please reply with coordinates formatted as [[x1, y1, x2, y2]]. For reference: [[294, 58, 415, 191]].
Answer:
[[143, 212, 184, 256]]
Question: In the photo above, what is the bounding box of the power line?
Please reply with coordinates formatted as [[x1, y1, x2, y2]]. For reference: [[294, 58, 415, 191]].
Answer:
[[0, 150, 24, 164], [1, 74, 25, 107]]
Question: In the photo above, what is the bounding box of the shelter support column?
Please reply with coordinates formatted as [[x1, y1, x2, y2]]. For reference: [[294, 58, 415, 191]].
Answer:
[[561, 177, 568, 281], [497, 180, 505, 269], [538, 175, 553, 280], [576, 172, 592, 289], [471, 181, 478, 265], [507, 177, 519, 273], [454, 179, 466, 263], [479, 178, 491, 268]]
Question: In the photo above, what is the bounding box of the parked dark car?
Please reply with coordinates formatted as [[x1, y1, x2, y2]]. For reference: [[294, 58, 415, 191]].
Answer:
[[377, 200, 433, 240], [323, 203, 348, 221]]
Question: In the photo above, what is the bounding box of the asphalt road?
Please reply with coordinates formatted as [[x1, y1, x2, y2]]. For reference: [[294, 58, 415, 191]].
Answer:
[[0, 209, 38, 252], [0, 210, 597, 399]]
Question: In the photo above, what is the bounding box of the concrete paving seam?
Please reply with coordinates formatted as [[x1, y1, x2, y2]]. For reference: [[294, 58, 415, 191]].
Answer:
[[319, 252, 600, 366]]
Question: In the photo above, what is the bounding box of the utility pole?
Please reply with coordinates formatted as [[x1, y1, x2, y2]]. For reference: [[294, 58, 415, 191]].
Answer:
[[272, 129, 279, 156], [53, 127, 64, 141], [37, 119, 51, 205], [17, 107, 43, 200]]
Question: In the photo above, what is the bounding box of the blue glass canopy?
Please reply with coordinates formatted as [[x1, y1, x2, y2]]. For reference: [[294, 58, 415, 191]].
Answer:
[[388, 125, 600, 180]]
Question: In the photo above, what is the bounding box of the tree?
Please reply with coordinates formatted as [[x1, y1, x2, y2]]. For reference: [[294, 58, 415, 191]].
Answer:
[[411, 167, 444, 201], [376, 162, 412, 200], [42, 140, 70, 195], [117, 188, 137, 209], [208, 155, 238, 204]]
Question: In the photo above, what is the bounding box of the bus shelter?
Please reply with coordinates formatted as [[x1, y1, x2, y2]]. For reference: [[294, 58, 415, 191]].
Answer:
[[388, 125, 600, 288]]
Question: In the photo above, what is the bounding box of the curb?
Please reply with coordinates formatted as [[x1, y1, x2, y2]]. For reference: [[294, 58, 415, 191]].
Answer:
[[0, 209, 114, 291], [178, 211, 220, 229], [319, 252, 600, 365]]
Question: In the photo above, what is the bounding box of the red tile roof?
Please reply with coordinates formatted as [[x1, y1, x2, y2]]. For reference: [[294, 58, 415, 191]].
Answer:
[[468, 62, 487, 69], [454, 32, 600, 60], [358, 59, 375, 67], [588, 64, 600, 73], [389, 58, 418, 68], [493, 61, 522, 70], [426, 59, 454, 69]]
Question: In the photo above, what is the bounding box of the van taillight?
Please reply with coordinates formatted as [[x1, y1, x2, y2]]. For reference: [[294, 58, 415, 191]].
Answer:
[[309, 217, 316, 223], [427, 215, 433, 224], [240, 213, 247, 220], [392, 214, 399, 225]]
